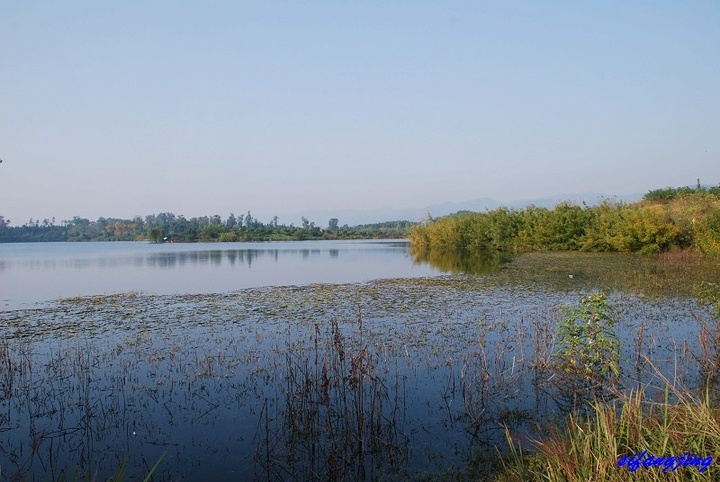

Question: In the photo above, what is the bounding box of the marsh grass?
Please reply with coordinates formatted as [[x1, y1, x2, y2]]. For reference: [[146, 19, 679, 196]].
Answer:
[[253, 316, 411, 481], [492, 289, 720, 481], [500, 377, 720, 481], [693, 316, 720, 381]]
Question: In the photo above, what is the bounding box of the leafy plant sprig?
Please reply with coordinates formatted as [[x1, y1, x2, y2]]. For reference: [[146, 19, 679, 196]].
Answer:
[[554, 291, 620, 383]]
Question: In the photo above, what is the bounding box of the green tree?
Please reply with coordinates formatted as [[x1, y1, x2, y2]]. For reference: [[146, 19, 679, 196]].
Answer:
[[148, 226, 164, 243], [226, 213, 237, 229]]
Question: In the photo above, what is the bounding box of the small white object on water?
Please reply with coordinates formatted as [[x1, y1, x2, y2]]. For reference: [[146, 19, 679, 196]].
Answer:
[[133, 431, 136, 435]]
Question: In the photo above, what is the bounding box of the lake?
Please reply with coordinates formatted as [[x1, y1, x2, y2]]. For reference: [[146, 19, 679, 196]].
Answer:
[[0, 242, 718, 480], [0, 240, 439, 310]]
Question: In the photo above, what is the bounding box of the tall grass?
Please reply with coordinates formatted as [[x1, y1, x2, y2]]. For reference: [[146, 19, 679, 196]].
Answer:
[[493, 287, 720, 481], [253, 316, 410, 480], [499, 379, 720, 481]]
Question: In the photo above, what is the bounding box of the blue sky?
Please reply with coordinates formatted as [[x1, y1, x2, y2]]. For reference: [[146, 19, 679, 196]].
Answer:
[[1, 1, 718, 226]]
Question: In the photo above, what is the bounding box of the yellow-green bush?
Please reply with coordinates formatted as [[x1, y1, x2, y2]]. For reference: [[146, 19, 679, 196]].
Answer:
[[410, 191, 720, 257]]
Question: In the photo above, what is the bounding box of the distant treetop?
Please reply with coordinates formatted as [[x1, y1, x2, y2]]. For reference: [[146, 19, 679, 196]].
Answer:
[[643, 183, 720, 202]]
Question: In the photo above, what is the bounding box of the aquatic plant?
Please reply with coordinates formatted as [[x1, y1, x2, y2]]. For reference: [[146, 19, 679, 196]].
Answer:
[[696, 281, 720, 319], [551, 292, 620, 409], [253, 316, 410, 481], [691, 282, 720, 381]]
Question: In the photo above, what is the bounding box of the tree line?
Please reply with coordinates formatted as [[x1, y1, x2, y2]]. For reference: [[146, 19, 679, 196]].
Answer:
[[410, 185, 720, 257], [0, 212, 415, 243]]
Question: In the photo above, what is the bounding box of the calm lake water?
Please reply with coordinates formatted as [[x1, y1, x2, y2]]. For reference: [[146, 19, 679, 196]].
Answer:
[[0, 240, 439, 310], [0, 242, 718, 480]]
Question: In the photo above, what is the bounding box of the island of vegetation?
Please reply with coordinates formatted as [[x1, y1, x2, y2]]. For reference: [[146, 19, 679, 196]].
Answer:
[[0, 212, 414, 243]]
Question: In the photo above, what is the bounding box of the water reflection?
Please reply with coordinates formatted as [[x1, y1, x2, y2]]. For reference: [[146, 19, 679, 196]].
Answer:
[[411, 248, 720, 299], [0, 241, 441, 309], [142, 248, 283, 269], [1, 244, 411, 271], [129, 247, 393, 269], [410, 247, 508, 274]]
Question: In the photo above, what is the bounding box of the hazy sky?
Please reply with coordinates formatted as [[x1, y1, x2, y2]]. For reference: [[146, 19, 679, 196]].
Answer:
[[1, 1, 718, 225]]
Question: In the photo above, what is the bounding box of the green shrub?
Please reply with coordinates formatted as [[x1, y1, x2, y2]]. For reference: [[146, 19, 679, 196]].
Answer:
[[553, 292, 620, 385], [409, 190, 720, 257]]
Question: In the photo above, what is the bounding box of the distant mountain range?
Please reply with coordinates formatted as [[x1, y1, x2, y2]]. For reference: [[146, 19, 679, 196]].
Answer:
[[287, 192, 644, 227]]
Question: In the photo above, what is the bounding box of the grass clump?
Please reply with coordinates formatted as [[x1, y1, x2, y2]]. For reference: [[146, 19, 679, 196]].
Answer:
[[493, 290, 719, 481], [499, 383, 720, 481]]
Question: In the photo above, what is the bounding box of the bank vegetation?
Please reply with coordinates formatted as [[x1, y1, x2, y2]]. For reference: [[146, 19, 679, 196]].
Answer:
[[0, 212, 414, 243], [410, 185, 720, 258]]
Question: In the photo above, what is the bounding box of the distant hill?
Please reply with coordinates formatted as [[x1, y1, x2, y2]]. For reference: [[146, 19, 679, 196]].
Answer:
[[286, 192, 644, 226]]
